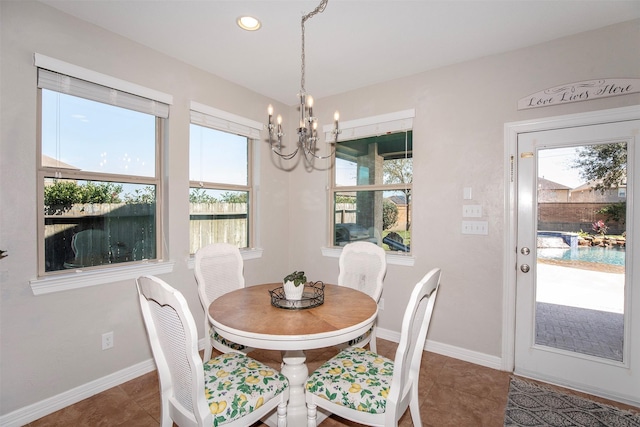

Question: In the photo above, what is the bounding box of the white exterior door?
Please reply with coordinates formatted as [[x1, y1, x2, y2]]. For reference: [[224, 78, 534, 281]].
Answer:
[[513, 118, 640, 406]]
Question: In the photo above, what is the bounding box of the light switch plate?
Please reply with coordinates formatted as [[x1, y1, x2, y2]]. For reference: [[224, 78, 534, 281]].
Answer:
[[462, 221, 488, 235], [462, 205, 482, 217], [463, 187, 472, 200]]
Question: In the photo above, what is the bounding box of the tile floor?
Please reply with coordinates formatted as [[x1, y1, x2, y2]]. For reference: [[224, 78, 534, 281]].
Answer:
[[27, 338, 638, 426]]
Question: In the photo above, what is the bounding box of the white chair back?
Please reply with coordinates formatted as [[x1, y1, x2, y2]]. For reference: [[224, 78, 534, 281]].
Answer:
[[338, 241, 386, 302], [194, 242, 244, 306], [338, 241, 386, 351], [386, 267, 441, 425], [305, 268, 442, 427], [136, 275, 212, 427], [137, 275, 289, 427], [194, 243, 249, 358]]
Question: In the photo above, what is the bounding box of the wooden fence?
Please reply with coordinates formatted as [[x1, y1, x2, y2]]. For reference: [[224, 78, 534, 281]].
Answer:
[[44, 203, 156, 271], [189, 203, 248, 253]]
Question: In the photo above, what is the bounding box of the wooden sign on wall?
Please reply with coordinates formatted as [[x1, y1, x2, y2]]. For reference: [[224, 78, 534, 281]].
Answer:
[[518, 78, 640, 110]]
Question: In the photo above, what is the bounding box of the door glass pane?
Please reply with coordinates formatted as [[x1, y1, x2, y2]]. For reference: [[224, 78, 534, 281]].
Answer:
[[536, 143, 626, 361]]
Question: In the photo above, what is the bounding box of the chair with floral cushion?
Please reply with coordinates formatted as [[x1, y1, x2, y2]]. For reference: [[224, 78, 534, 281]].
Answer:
[[305, 268, 441, 427], [136, 275, 289, 427], [338, 241, 386, 352], [194, 243, 253, 360]]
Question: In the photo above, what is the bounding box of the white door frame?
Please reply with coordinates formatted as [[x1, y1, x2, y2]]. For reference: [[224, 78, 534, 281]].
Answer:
[[502, 105, 640, 373]]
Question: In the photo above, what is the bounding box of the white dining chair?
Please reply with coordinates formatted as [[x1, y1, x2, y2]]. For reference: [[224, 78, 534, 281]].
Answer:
[[305, 268, 442, 427], [194, 243, 253, 360], [338, 241, 387, 352], [136, 275, 289, 427]]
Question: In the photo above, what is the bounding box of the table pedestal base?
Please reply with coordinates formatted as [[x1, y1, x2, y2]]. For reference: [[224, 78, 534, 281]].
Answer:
[[263, 350, 328, 427]]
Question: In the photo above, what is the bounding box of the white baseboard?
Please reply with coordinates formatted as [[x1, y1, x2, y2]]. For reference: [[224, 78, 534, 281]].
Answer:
[[1, 334, 502, 427], [376, 327, 504, 370], [0, 359, 157, 427]]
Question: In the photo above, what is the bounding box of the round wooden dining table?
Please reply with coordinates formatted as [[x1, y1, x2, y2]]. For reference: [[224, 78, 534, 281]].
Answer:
[[208, 283, 378, 427]]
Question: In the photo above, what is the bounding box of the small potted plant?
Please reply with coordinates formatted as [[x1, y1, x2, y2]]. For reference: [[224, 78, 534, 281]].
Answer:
[[283, 270, 307, 300]]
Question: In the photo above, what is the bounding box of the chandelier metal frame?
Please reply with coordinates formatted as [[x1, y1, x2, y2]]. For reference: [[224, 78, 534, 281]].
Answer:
[[267, 0, 340, 163]]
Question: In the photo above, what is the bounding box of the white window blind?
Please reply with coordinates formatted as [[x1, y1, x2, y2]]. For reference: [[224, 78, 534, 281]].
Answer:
[[190, 101, 262, 139], [38, 69, 170, 118], [323, 109, 415, 142]]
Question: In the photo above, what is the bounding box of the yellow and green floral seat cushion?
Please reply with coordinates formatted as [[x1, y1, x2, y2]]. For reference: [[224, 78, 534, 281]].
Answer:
[[305, 347, 394, 414], [210, 327, 248, 352], [203, 352, 289, 426]]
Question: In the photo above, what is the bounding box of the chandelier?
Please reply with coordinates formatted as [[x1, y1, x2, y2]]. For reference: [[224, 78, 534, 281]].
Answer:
[[267, 0, 340, 163]]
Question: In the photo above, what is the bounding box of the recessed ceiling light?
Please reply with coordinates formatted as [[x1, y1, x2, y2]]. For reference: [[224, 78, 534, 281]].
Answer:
[[237, 16, 261, 31]]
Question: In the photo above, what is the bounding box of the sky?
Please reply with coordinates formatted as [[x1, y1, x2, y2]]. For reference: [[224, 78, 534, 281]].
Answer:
[[537, 146, 584, 188], [42, 90, 248, 192], [42, 90, 155, 177]]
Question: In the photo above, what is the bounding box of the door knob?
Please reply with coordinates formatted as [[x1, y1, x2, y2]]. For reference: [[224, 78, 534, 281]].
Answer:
[[520, 247, 530, 255], [520, 264, 530, 273]]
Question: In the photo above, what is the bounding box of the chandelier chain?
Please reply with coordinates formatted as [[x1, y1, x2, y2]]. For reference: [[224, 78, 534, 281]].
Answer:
[[301, 0, 328, 93], [266, 0, 339, 168]]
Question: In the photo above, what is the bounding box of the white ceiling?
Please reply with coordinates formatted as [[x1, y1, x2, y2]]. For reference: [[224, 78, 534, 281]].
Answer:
[[39, 0, 640, 105]]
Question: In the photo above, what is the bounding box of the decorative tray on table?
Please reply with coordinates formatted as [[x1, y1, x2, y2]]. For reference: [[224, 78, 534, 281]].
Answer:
[[269, 281, 325, 310]]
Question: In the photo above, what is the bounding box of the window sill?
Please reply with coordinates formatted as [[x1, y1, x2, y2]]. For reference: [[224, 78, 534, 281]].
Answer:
[[30, 260, 176, 295], [185, 247, 264, 270], [321, 247, 415, 266]]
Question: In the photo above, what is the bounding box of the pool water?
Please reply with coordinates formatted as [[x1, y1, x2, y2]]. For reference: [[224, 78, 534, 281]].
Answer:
[[538, 246, 626, 266]]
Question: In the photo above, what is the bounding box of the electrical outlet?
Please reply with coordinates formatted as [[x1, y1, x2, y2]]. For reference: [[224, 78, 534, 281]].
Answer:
[[102, 331, 114, 350]]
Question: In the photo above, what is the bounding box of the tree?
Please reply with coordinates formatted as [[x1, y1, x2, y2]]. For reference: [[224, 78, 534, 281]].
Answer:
[[219, 191, 247, 203], [572, 142, 626, 193], [124, 186, 155, 204], [382, 199, 398, 230], [335, 194, 355, 204], [44, 181, 82, 210], [79, 181, 122, 203], [383, 158, 412, 231], [44, 180, 123, 214], [189, 188, 217, 203], [598, 202, 626, 226], [572, 142, 627, 228]]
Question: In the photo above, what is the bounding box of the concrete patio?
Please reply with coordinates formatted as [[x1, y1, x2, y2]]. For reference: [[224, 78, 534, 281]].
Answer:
[[535, 263, 625, 361]]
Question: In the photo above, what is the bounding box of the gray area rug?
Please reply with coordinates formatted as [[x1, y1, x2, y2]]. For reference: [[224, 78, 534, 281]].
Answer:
[[504, 377, 640, 426]]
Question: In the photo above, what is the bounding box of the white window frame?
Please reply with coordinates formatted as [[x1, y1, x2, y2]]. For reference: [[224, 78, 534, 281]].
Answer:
[[30, 54, 174, 295], [322, 109, 415, 266]]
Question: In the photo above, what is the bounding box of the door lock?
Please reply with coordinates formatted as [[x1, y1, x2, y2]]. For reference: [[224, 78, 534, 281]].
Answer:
[[520, 247, 530, 255], [520, 264, 530, 273]]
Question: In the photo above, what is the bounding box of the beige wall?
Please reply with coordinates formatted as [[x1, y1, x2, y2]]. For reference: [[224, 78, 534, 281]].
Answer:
[[0, 0, 293, 416], [290, 18, 639, 354], [1, 0, 639, 418]]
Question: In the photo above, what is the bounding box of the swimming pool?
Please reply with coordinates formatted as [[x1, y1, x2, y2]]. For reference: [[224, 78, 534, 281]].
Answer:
[[538, 246, 626, 266]]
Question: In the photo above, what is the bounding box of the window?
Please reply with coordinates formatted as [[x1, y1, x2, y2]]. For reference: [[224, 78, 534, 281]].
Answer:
[[330, 110, 414, 253], [37, 64, 168, 276], [189, 103, 260, 253]]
